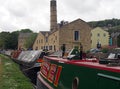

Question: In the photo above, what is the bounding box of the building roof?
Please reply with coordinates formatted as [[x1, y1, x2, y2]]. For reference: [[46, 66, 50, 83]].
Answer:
[[40, 31, 50, 36], [38, 18, 92, 37], [58, 18, 92, 29], [92, 27, 108, 32]]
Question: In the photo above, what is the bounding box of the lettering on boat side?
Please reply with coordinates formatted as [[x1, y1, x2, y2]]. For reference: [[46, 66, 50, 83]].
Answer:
[[40, 61, 62, 87], [48, 64, 57, 83], [40, 61, 51, 78]]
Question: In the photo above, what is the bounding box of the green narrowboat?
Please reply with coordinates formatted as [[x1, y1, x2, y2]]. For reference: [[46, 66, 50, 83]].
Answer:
[[36, 51, 120, 89]]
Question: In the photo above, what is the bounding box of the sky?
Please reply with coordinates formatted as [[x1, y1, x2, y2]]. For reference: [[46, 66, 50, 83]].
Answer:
[[0, 0, 120, 33]]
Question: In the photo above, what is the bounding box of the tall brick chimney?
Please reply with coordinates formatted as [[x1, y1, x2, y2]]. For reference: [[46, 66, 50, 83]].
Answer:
[[50, 0, 57, 31]]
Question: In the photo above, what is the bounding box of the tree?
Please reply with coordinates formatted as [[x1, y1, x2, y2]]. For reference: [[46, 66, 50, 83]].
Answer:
[[0, 31, 19, 49], [88, 18, 120, 28], [24, 33, 37, 50], [0, 39, 4, 49], [0, 29, 34, 50], [7, 31, 19, 49], [20, 29, 33, 33], [0, 32, 10, 49]]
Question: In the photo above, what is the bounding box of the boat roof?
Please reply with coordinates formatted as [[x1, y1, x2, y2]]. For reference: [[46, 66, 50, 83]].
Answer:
[[44, 56, 120, 73]]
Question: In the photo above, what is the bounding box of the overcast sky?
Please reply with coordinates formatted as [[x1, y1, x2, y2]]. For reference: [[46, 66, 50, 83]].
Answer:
[[0, 0, 120, 33]]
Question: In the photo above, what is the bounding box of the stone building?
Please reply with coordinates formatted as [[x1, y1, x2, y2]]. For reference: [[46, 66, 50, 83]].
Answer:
[[91, 27, 109, 48], [110, 32, 120, 47], [18, 33, 32, 50], [33, 0, 92, 52]]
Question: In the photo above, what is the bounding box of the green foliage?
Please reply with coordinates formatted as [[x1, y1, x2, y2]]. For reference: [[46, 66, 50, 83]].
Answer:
[[108, 25, 120, 33], [0, 32, 10, 49], [88, 18, 120, 28], [0, 29, 34, 50], [6, 31, 19, 49], [20, 29, 33, 33], [0, 39, 4, 48], [0, 31, 19, 49], [24, 33, 37, 49]]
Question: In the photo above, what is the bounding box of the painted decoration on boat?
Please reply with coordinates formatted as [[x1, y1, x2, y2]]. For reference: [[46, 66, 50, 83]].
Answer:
[[48, 64, 57, 83], [40, 61, 62, 87]]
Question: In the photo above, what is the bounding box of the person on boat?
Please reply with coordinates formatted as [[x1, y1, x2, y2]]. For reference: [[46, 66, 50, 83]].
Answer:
[[80, 43, 83, 60], [61, 44, 66, 57], [97, 41, 101, 49]]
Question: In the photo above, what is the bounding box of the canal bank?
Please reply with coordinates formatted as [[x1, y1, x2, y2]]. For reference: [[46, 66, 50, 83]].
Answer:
[[0, 54, 34, 89]]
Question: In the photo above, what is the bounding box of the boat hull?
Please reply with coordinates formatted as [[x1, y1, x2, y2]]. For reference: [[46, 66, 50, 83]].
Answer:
[[37, 56, 120, 89]]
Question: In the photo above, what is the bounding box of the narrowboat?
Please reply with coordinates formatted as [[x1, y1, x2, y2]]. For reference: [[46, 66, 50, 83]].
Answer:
[[36, 49, 120, 89], [11, 50, 47, 85]]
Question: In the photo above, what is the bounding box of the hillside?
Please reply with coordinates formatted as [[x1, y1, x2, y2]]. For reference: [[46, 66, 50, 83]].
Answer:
[[88, 18, 120, 33]]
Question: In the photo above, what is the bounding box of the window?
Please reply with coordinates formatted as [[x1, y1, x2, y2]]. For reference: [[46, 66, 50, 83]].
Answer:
[[74, 31, 79, 41], [37, 40, 38, 44], [55, 36, 57, 40], [103, 33, 106, 37], [46, 37, 48, 42], [54, 45, 56, 51], [41, 39, 43, 43], [35, 47, 38, 50], [41, 46, 43, 49], [46, 46, 48, 50], [49, 46, 52, 50], [97, 33, 100, 37], [91, 40, 92, 43]]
